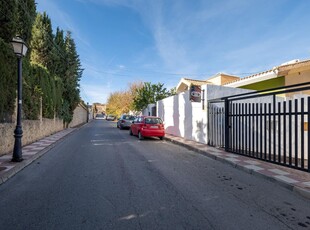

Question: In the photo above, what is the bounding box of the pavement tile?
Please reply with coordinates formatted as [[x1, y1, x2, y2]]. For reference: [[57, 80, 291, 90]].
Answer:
[[30, 147, 46, 151], [274, 175, 299, 184], [0, 155, 12, 161], [208, 151, 223, 156], [257, 169, 278, 177], [23, 152, 37, 156], [0, 165, 14, 173], [225, 158, 241, 162], [302, 182, 310, 188], [244, 165, 264, 171], [223, 153, 240, 158], [244, 160, 261, 165], [268, 169, 290, 175]]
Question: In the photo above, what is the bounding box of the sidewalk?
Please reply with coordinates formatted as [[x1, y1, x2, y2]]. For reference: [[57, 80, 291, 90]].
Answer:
[[0, 129, 309, 199], [0, 128, 75, 185]]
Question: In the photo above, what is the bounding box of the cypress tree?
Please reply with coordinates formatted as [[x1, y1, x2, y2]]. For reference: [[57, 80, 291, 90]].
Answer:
[[60, 31, 82, 126]]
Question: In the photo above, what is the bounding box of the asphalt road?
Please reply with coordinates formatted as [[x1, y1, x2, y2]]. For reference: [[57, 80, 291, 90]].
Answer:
[[0, 120, 309, 230]]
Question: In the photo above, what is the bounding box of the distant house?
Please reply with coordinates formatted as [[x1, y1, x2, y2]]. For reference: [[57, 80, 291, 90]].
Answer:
[[175, 59, 310, 97], [93, 103, 106, 114], [176, 73, 239, 93], [224, 59, 310, 92]]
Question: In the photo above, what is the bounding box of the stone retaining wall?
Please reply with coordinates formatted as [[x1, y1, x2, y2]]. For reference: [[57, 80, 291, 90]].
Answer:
[[0, 102, 88, 156], [0, 118, 63, 156], [69, 103, 88, 128]]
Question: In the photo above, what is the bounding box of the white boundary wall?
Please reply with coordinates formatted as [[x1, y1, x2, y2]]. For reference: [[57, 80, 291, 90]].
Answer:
[[157, 89, 208, 143], [157, 84, 252, 144]]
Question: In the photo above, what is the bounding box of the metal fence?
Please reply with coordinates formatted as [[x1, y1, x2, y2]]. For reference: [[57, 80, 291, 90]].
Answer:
[[208, 82, 310, 172]]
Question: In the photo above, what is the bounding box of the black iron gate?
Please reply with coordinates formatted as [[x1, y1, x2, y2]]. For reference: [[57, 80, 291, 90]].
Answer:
[[208, 82, 310, 172]]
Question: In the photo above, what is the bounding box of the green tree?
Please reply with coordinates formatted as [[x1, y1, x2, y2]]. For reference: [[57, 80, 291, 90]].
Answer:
[[0, 3, 82, 124], [133, 82, 175, 111], [0, 0, 17, 42], [30, 12, 53, 67], [60, 31, 82, 126], [0, 39, 16, 122], [16, 0, 36, 43], [0, 0, 36, 121]]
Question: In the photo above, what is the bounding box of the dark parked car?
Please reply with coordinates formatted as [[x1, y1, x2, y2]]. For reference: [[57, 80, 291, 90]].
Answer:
[[129, 116, 165, 140], [117, 114, 136, 129]]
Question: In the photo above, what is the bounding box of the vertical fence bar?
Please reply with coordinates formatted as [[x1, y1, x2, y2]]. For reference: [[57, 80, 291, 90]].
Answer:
[[212, 105, 215, 146], [224, 99, 229, 152], [268, 103, 272, 161], [294, 99, 298, 167], [256, 103, 259, 158], [219, 107, 222, 147], [231, 104, 234, 151], [207, 103, 211, 145], [238, 103, 241, 153], [213, 106, 216, 146], [234, 103, 237, 152], [273, 96, 276, 161], [300, 98, 304, 169], [308, 97, 310, 172], [249, 103, 252, 156], [264, 103, 267, 160], [209, 105, 212, 145], [245, 103, 248, 155], [227, 104, 229, 148], [278, 102, 281, 163], [241, 103, 244, 154], [252, 103, 255, 157], [283, 101, 287, 165], [223, 106, 226, 148], [260, 103, 263, 159], [289, 100, 292, 166], [217, 106, 219, 146]]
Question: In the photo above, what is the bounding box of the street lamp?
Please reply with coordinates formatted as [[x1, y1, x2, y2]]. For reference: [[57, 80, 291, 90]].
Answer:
[[11, 36, 28, 162], [87, 102, 89, 123]]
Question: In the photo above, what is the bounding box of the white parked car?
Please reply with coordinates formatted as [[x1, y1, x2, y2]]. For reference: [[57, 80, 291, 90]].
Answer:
[[95, 114, 105, 119]]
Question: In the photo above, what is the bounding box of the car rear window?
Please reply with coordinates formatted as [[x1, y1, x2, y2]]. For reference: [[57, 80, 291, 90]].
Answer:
[[123, 115, 135, 120], [145, 118, 163, 124]]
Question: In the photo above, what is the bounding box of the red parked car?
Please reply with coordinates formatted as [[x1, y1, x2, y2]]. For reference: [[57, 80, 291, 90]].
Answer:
[[129, 116, 165, 140]]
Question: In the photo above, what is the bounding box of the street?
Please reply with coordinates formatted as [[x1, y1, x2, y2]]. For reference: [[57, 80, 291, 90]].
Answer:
[[0, 120, 309, 230]]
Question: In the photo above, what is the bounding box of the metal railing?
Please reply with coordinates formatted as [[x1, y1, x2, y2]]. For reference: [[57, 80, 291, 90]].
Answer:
[[208, 82, 310, 172]]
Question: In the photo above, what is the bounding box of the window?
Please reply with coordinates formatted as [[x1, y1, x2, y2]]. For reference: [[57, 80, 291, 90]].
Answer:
[[145, 118, 162, 124]]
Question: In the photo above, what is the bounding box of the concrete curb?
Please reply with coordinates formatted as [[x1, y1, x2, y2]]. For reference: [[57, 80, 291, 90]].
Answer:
[[164, 136, 310, 200]]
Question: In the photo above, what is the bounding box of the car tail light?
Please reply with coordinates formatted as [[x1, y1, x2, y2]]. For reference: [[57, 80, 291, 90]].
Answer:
[[121, 120, 125, 123]]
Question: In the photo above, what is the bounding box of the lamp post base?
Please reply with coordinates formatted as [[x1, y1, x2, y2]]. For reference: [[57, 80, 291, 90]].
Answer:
[[11, 157, 23, 162], [12, 126, 23, 162]]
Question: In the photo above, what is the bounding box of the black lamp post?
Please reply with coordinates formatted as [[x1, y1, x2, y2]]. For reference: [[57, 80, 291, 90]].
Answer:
[[11, 36, 28, 162], [87, 102, 89, 123]]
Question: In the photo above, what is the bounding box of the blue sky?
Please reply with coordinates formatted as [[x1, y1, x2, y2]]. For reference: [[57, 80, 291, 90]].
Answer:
[[36, 0, 310, 104]]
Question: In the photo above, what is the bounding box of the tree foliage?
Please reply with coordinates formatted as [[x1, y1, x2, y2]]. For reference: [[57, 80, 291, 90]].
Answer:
[[0, 38, 16, 122], [0, 2, 82, 125], [132, 82, 175, 111], [30, 12, 53, 68], [106, 81, 143, 117], [0, 0, 36, 122]]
